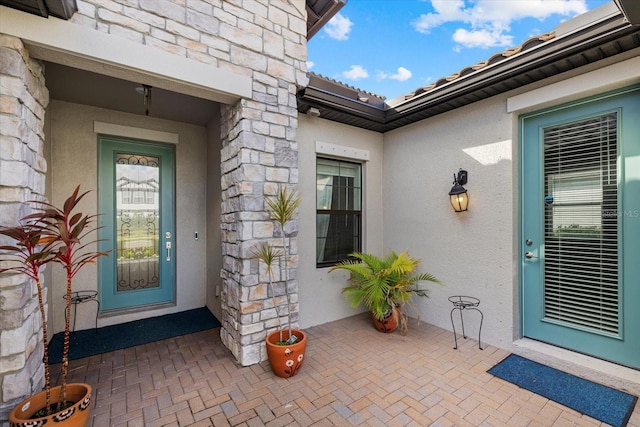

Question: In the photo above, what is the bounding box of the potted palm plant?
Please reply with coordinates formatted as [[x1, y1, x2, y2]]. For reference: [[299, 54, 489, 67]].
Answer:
[[329, 250, 443, 334], [252, 187, 306, 378], [1, 186, 109, 426]]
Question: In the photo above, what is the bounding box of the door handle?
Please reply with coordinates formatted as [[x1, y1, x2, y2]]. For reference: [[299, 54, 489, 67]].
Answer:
[[525, 251, 538, 259], [166, 241, 172, 261]]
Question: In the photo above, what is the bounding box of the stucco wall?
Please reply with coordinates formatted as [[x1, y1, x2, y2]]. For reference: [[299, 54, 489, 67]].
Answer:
[[206, 111, 223, 322], [296, 114, 385, 328], [46, 100, 209, 333], [382, 95, 516, 348]]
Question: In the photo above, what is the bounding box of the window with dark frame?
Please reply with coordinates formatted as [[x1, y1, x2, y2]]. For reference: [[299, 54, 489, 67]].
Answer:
[[316, 158, 362, 267]]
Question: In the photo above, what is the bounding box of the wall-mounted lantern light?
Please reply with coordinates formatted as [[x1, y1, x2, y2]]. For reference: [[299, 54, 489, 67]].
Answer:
[[449, 169, 469, 212]]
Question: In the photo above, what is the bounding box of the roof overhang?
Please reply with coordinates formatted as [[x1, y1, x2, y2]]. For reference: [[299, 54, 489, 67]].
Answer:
[[307, 0, 347, 39], [298, 7, 640, 133]]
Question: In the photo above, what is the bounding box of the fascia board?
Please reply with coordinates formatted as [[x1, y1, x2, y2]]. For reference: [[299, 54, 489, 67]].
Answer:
[[301, 86, 386, 123]]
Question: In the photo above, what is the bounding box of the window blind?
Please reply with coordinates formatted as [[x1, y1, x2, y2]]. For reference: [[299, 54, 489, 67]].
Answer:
[[543, 112, 619, 334]]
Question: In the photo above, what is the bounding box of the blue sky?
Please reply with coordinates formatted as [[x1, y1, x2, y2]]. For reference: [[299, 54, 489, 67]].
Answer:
[[307, 0, 612, 100]]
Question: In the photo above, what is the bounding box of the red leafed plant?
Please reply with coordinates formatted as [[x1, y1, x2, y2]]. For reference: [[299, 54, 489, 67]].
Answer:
[[0, 185, 110, 415]]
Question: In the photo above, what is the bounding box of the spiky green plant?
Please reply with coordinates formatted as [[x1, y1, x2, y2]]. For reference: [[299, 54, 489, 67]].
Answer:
[[329, 250, 443, 334], [251, 242, 283, 339], [263, 187, 301, 342]]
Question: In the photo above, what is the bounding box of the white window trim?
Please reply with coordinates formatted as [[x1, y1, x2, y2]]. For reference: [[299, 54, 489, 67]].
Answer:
[[315, 141, 370, 161], [94, 122, 179, 144]]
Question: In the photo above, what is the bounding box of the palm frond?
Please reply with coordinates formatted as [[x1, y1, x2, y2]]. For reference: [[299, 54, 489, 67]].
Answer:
[[330, 250, 444, 327]]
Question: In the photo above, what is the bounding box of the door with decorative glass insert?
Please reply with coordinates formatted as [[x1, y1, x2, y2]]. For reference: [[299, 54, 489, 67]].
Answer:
[[98, 137, 175, 311], [521, 87, 640, 369]]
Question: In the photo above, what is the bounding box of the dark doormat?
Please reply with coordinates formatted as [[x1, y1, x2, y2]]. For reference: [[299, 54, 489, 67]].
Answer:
[[488, 354, 637, 427], [48, 307, 221, 364]]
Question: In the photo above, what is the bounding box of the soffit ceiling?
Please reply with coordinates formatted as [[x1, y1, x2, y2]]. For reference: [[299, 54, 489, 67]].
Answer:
[[307, 0, 347, 39]]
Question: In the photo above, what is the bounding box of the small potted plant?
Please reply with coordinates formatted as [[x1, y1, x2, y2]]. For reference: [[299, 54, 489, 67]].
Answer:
[[252, 187, 306, 378], [329, 250, 443, 334], [1, 186, 109, 425]]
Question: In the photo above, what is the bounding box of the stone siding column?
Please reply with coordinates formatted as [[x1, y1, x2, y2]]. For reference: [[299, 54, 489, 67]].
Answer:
[[219, 82, 306, 366], [218, 0, 309, 364], [0, 35, 49, 423]]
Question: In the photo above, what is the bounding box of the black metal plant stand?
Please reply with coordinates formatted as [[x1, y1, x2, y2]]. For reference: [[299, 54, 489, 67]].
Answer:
[[64, 290, 99, 332], [449, 295, 484, 350]]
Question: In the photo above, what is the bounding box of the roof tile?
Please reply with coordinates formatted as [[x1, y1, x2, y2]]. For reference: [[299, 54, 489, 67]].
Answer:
[[402, 31, 557, 101]]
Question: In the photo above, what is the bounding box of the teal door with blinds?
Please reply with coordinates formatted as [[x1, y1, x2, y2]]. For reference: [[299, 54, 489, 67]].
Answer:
[[521, 86, 640, 369], [98, 137, 176, 311]]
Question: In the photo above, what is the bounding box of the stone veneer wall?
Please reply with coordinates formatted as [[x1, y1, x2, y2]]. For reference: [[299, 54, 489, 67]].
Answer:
[[0, 35, 49, 422], [218, 96, 302, 365]]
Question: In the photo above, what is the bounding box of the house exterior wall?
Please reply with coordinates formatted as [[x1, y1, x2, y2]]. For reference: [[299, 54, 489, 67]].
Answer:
[[381, 51, 640, 385], [296, 114, 385, 328], [294, 51, 639, 362], [206, 111, 224, 323]]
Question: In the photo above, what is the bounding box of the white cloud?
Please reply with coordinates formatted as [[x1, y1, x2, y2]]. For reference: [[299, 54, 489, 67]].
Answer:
[[324, 13, 353, 41], [342, 65, 369, 80], [412, 0, 589, 49], [412, 0, 466, 33], [452, 28, 513, 49], [307, 60, 315, 70], [375, 70, 388, 81], [389, 67, 413, 82], [375, 67, 412, 82]]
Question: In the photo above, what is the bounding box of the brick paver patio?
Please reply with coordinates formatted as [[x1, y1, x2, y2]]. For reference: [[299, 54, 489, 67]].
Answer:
[[51, 313, 640, 426]]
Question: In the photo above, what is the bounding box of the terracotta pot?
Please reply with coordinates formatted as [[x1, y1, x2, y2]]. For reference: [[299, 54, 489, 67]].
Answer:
[[265, 329, 307, 378], [372, 308, 400, 333], [9, 383, 92, 427]]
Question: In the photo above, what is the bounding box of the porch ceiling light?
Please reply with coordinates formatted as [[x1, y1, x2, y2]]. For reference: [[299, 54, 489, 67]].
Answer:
[[135, 84, 152, 116], [449, 169, 469, 213]]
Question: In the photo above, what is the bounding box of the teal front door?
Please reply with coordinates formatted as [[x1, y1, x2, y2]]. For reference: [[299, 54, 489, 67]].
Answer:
[[521, 86, 640, 369], [98, 137, 175, 311]]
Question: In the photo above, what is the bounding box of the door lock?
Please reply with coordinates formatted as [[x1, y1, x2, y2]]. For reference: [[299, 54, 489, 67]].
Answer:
[[525, 251, 538, 259]]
